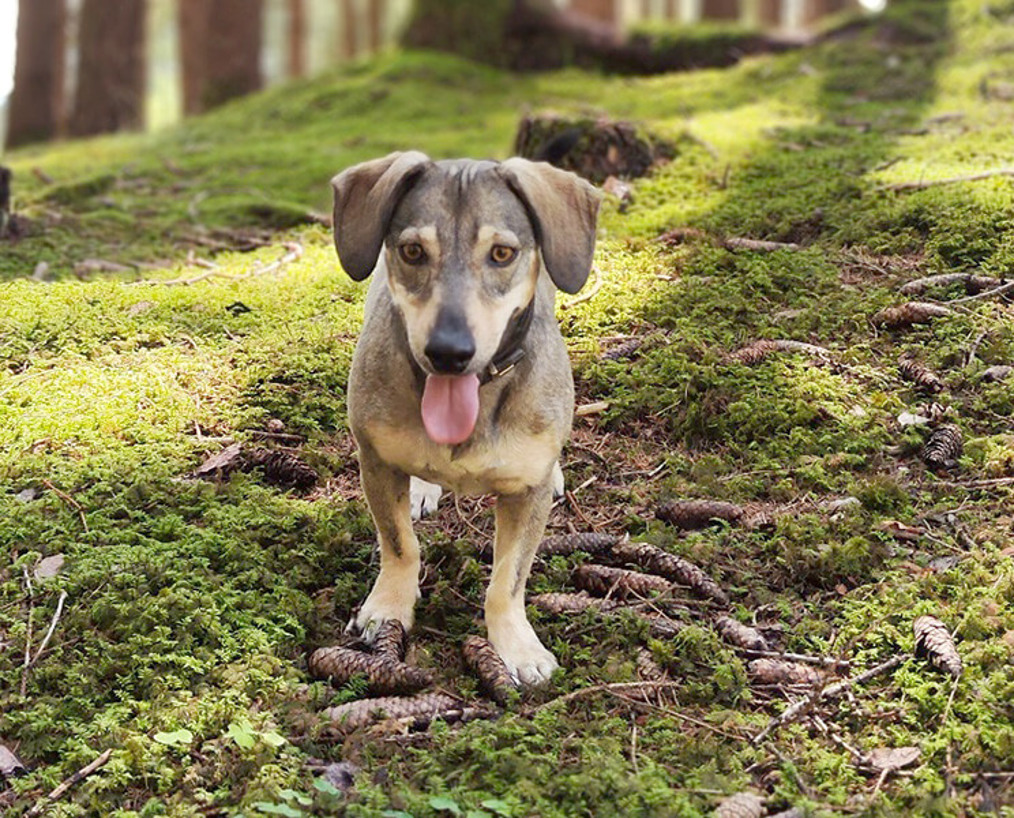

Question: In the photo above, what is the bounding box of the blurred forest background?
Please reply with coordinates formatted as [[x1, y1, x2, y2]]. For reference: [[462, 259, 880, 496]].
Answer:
[[0, 0, 878, 151]]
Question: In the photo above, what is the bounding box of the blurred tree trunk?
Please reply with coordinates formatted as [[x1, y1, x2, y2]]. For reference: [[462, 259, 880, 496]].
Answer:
[[702, 0, 740, 20], [69, 0, 147, 137], [6, 0, 66, 148], [178, 0, 264, 115], [341, 0, 359, 60], [288, 0, 306, 77], [367, 0, 386, 52]]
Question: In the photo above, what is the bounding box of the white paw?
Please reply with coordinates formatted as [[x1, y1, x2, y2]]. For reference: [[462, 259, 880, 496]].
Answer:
[[410, 477, 443, 520], [551, 461, 565, 500], [488, 619, 559, 687], [347, 569, 419, 641]]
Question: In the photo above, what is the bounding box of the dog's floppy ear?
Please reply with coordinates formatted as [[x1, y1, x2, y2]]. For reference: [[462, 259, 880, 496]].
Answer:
[[331, 151, 431, 280], [498, 158, 601, 294]]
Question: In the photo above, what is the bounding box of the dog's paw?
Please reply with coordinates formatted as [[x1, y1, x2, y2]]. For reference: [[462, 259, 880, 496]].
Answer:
[[551, 461, 565, 500], [487, 620, 559, 687], [410, 477, 443, 520], [346, 572, 419, 641]]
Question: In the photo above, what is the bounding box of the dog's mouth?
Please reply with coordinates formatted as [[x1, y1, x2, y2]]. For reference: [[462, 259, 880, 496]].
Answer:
[[420, 373, 480, 445]]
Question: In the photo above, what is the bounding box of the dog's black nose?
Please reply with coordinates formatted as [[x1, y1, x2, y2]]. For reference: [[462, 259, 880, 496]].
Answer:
[[425, 310, 475, 374]]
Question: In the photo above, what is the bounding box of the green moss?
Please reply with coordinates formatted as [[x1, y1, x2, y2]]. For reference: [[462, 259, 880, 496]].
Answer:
[[2, 0, 1014, 814]]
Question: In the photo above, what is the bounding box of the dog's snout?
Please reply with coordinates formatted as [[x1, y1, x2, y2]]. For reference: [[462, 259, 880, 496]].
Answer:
[[425, 309, 475, 374]]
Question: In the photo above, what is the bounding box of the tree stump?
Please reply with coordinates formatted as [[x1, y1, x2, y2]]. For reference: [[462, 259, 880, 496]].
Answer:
[[515, 113, 676, 184]]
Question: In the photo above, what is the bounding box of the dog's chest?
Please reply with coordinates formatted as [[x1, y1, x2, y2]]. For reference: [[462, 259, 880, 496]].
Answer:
[[369, 422, 558, 496]]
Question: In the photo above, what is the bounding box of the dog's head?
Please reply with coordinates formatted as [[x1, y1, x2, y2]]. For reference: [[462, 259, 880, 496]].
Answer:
[[332, 152, 599, 444]]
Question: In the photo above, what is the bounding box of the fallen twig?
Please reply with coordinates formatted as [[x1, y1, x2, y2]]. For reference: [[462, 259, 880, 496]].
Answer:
[[879, 167, 1014, 191], [30, 590, 68, 668], [20, 568, 33, 697], [899, 272, 1004, 296], [42, 479, 88, 532], [134, 242, 303, 286], [26, 748, 113, 817], [659, 227, 800, 252], [948, 279, 1014, 304], [752, 655, 903, 744]]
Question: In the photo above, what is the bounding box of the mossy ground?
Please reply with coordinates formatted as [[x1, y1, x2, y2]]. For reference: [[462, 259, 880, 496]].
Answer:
[[2, 1, 1013, 815]]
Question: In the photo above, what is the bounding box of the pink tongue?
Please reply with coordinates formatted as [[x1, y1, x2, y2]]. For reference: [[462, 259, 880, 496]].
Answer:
[[421, 374, 480, 445]]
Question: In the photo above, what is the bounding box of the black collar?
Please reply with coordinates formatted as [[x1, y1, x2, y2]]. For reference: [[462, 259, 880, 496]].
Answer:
[[481, 297, 535, 385]]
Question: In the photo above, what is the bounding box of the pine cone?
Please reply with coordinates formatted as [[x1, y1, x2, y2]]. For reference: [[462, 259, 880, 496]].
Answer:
[[898, 358, 943, 392], [529, 592, 619, 615], [748, 658, 824, 686], [600, 337, 644, 361], [636, 647, 666, 682], [372, 620, 407, 662], [657, 499, 745, 529], [714, 616, 768, 651], [325, 692, 484, 734], [308, 645, 433, 695], [728, 339, 830, 365], [573, 564, 673, 598], [539, 532, 622, 557], [613, 540, 729, 606], [462, 636, 518, 705], [245, 448, 318, 489], [874, 301, 952, 329], [913, 615, 962, 678], [921, 423, 963, 470], [639, 611, 686, 639], [714, 791, 766, 818]]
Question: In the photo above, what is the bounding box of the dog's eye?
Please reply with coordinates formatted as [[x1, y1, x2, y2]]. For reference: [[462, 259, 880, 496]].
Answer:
[[399, 243, 426, 265], [489, 245, 517, 266]]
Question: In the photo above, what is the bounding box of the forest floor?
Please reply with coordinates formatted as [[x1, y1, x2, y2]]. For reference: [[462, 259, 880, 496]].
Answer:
[[1, 0, 1013, 815]]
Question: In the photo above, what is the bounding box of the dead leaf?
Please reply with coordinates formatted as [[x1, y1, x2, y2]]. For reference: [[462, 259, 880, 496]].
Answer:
[[34, 554, 64, 580], [865, 746, 921, 771]]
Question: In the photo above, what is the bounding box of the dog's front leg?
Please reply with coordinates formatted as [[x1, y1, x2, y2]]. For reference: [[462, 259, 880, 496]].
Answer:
[[349, 445, 421, 641], [486, 481, 558, 686]]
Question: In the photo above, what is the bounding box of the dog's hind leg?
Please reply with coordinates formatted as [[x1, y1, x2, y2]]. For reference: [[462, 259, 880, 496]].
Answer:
[[409, 476, 443, 520], [348, 445, 421, 641], [486, 480, 559, 686]]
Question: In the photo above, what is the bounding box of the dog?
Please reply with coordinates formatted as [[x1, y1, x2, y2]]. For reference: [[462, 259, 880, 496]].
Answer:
[[331, 152, 600, 685]]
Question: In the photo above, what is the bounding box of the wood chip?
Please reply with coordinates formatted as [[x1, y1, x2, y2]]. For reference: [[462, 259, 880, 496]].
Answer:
[[748, 658, 824, 686], [192, 441, 244, 477], [573, 564, 673, 598], [308, 645, 433, 695], [714, 616, 769, 651], [0, 745, 26, 779], [325, 692, 492, 734], [865, 745, 921, 771], [33, 555, 65, 580], [981, 365, 1012, 383], [913, 616, 962, 677], [656, 499, 745, 529], [714, 791, 766, 818], [873, 301, 952, 328], [462, 636, 518, 705]]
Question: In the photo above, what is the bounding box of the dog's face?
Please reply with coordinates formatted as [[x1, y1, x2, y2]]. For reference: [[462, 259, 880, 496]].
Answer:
[[332, 153, 600, 376], [382, 161, 543, 378]]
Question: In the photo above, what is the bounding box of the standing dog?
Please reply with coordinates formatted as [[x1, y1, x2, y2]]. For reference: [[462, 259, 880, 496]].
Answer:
[[332, 152, 600, 685]]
